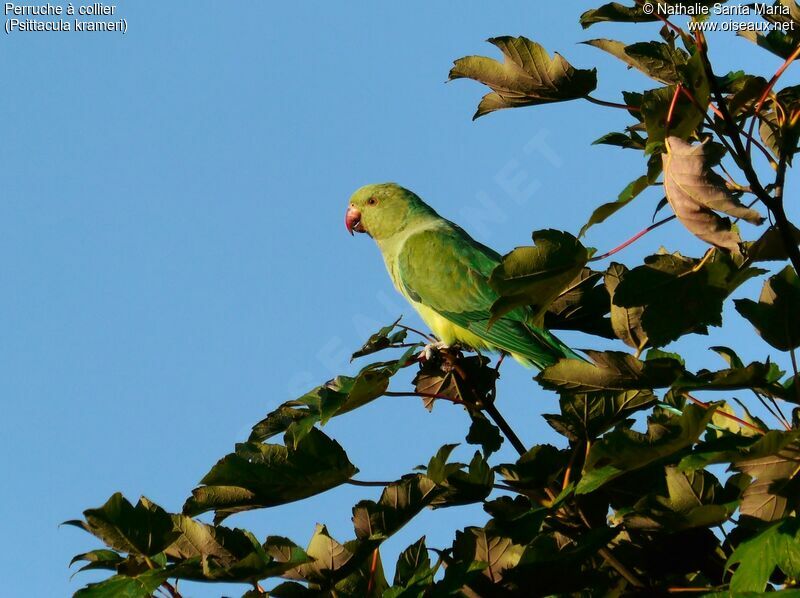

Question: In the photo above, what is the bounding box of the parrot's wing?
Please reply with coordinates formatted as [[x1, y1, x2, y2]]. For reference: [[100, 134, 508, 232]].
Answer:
[[396, 227, 570, 368]]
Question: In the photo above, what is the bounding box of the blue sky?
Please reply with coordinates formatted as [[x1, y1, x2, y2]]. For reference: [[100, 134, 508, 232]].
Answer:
[[2, 2, 797, 595]]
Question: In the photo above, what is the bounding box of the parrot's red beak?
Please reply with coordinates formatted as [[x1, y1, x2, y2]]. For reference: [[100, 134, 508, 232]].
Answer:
[[345, 205, 365, 235]]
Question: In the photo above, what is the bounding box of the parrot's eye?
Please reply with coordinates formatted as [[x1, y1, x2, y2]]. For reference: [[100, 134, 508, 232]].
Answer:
[[367, 197, 378, 206]]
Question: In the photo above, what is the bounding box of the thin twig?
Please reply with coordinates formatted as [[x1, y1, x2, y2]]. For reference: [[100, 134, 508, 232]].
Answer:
[[750, 391, 791, 431], [589, 215, 676, 262], [694, 31, 800, 275], [397, 324, 436, 343], [576, 507, 646, 588], [384, 390, 464, 406], [683, 392, 766, 435], [161, 581, 182, 598], [679, 85, 775, 166], [349, 478, 520, 494], [346, 479, 396, 487], [666, 84, 683, 133], [745, 43, 800, 158], [585, 95, 640, 111]]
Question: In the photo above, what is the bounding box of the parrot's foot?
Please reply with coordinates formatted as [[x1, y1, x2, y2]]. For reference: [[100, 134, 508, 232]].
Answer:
[[422, 341, 451, 361]]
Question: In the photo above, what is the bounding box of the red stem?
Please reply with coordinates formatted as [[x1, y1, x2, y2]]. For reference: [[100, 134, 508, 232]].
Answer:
[[746, 43, 800, 157], [683, 393, 766, 435], [589, 215, 676, 262]]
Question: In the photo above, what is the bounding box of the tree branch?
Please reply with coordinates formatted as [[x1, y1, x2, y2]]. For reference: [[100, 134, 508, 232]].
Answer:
[[694, 32, 800, 276], [483, 402, 527, 456]]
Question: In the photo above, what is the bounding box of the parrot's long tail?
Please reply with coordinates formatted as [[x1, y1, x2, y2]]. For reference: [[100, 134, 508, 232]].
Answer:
[[513, 324, 584, 370]]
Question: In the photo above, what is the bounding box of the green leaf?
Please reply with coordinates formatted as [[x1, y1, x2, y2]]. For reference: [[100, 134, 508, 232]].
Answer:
[[489, 229, 590, 325], [745, 223, 800, 262], [543, 268, 614, 339], [620, 466, 738, 531], [166, 520, 310, 582], [642, 85, 704, 151], [250, 356, 412, 443], [579, 2, 658, 28], [537, 350, 684, 394], [449, 36, 597, 119], [579, 174, 650, 237], [740, 28, 799, 60], [584, 39, 688, 84], [426, 447, 494, 507], [352, 475, 442, 540], [544, 389, 656, 441], [710, 345, 745, 369], [605, 263, 647, 350], [483, 496, 549, 544], [726, 517, 800, 591], [393, 536, 431, 587], [591, 129, 647, 150], [612, 251, 763, 347], [74, 569, 171, 598], [678, 430, 800, 471], [288, 524, 354, 584], [495, 445, 569, 499], [466, 411, 503, 456], [184, 428, 357, 522], [663, 137, 764, 253], [66, 494, 178, 557], [69, 549, 125, 575], [674, 359, 783, 392], [736, 439, 800, 522], [735, 266, 800, 351], [351, 317, 413, 360], [577, 404, 717, 493], [452, 527, 525, 583]]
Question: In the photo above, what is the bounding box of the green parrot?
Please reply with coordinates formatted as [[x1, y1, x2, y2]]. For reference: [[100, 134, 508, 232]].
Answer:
[[345, 182, 579, 369]]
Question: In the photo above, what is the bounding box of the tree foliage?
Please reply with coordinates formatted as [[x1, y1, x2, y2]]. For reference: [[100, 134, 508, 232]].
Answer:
[[68, 4, 800, 596]]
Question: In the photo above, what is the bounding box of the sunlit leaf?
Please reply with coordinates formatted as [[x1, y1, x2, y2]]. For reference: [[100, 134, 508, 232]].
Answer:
[[450, 36, 597, 118], [663, 137, 764, 253]]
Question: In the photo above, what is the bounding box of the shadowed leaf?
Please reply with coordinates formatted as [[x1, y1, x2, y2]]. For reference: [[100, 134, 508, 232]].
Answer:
[[543, 268, 614, 339], [352, 475, 442, 541], [577, 404, 717, 493], [544, 389, 656, 441], [605, 263, 647, 350], [537, 350, 684, 393], [735, 266, 800, 351], [612, 251, 763, 346]]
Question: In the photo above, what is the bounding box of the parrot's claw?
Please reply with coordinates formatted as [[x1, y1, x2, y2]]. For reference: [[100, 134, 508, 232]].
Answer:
[[423, 341, 450, 361]]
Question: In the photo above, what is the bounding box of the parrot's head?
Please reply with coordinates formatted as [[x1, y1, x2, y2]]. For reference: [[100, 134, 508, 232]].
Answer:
[[345, 183, 431, 240]]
